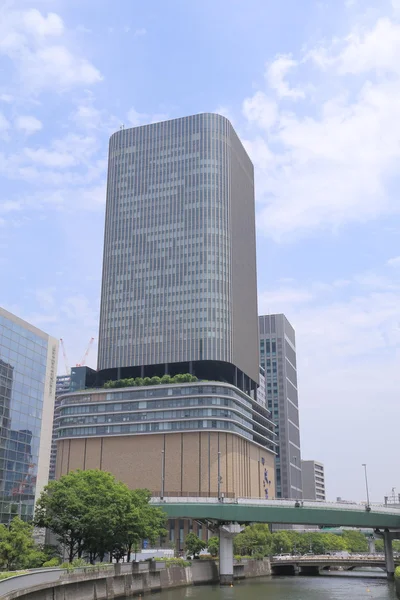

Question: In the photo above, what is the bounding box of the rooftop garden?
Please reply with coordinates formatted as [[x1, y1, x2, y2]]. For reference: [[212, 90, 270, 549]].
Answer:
[[103, 373, 198, 389]]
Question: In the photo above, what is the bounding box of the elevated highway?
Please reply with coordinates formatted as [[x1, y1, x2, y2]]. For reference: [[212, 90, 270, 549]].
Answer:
[[151, 497, 400, 582], [151, 497, 400, 528]]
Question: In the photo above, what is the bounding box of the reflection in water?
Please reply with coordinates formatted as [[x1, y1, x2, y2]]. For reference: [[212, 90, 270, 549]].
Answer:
[[121, 574, 396, 600]]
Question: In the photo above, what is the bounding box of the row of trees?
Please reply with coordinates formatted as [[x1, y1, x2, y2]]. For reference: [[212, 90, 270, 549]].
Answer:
[[104, 374, 198, 389], [35, 470, 166, 563], [190, 524, 379, 559]]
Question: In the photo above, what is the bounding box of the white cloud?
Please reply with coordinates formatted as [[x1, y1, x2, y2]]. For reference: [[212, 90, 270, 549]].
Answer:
[[242, 92, 277, 130], [0, 112, 10, 134], [266, 54, 305, 99], [23, 147, 76, 168], [387, 256, 400, 267], [134, 28, 147, 37], [0, 94, 13, 103], [259, 263, 400, 500], [15, 115, 43, 135], [21, 45, 102, 91], [259, 287, 313, 310], [72, 104, 102, 129], [241, 8, 400, 240], [21, 9, 64, 37], [34, 287, 56, 310], [127, 106, 168, 127], [0, 6, 102, 93]]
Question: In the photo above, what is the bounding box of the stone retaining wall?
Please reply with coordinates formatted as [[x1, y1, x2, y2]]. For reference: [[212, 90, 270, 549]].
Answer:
[[0, 558, 271, 600]]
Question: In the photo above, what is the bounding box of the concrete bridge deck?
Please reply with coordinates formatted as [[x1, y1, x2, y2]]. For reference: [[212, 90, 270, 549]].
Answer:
[[271, 554, 400, 569], [151, 497, 400, 528], [150, 497, 400, 581]]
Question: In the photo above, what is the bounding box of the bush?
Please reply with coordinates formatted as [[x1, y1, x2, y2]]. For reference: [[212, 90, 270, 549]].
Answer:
[[161, 557, 191, 568], [395, 566, 400, 579], [103, 374, 199, 389], [207, 536, 219, 557], [42, 558, 60, 567]]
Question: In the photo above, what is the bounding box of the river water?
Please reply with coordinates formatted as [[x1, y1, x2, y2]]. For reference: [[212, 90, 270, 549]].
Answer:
[[127, 573, 396, 600]]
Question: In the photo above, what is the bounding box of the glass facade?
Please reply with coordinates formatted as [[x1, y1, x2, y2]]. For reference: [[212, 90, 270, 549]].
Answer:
[[259, 314, 302, 500], [98, 113, 259, 386], [56, 382, 277, 452], [0, 308, 57, 523]]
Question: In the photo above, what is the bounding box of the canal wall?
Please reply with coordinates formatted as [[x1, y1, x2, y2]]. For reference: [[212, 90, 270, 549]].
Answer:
[[0, 558, 271, 600]]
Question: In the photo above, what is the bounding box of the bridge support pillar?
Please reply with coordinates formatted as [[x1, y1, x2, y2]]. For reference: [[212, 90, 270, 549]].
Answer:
[[219, 523, 243, 585], [383, 530, 395, 579], [367, 537, 376, 554]]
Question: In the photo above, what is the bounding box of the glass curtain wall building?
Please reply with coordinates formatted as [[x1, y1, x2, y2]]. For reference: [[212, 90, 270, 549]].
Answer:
[[0, 307, 58, 522], [97, 113, 259, 395], [259, 314, 302, 499]]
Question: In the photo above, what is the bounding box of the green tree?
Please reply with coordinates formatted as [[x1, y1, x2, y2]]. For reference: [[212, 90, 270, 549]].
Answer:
[[271, 531, 292, 555], [207, 536, 219, 557], [112, 489, 166, 562], [234, 524, 272, 557], [35, 469, 166, 563], [0, 517, 44, 570], [185, 532, 206, 558], [342, 530, 368, 553]]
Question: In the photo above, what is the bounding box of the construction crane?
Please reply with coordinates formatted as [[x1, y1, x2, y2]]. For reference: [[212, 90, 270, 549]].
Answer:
[[76, 337, 95, 367], [59, 338, 69, 374], [59, 337, 95, 373]]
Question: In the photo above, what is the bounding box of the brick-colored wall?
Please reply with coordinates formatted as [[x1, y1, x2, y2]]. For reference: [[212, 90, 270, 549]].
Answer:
[[56, 432, 275, 499]]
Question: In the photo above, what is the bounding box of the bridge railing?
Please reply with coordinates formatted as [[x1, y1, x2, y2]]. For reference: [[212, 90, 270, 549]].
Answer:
[[271, 554, 386, 561], [151, 496, 400, 515]]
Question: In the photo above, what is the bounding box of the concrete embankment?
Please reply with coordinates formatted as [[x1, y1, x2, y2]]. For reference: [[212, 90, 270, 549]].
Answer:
[[0, 558, 271, 600]]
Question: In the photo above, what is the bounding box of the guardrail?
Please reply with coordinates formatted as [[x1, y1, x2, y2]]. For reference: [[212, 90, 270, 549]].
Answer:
[[0, 568, 65, 598], [150, 497, 400, 515], [271, 554, 387, 562]]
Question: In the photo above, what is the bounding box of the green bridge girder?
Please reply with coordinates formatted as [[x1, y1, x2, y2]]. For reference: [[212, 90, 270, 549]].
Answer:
[[152, 501, 400, 529]]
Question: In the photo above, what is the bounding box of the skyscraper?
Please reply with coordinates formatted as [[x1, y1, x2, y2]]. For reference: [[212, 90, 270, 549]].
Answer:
[[302, 460, 326, 501], [55, 115, 277, 512], [98, 113, 259, 395], [259, 314, 302, 499], [0, 307, 58, 522]]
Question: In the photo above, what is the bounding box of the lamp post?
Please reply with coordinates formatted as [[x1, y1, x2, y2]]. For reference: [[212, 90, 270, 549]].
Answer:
[[293, 456, 300, 507], [218, 451, 222, 501], [362, 463, 371, 511], [161, 450, 165, 500]]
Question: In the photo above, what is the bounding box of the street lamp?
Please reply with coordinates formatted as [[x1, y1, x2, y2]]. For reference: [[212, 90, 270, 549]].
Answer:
[[217, 451, 222, 501], [161, 450, 165, 500], [362, 463, 371, 511], [293, 456, 300, 507]]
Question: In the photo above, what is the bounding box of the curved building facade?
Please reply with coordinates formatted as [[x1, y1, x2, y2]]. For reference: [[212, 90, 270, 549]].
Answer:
[[98, 114, 259, 388], [55, 381, 276, 499]]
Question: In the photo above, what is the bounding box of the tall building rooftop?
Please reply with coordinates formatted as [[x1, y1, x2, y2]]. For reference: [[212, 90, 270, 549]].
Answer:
[[97, 113, 259, 394]]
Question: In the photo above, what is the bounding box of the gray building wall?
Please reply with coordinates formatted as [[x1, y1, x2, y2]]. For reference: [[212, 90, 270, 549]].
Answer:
[[259, 314, 302, 499], [49, 374, 72, 481], [98, 113, 259, 384], [302, 460, 326, 501]]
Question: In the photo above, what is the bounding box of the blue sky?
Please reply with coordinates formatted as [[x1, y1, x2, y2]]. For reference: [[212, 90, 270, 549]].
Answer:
[[2, 0, 400, 501]]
